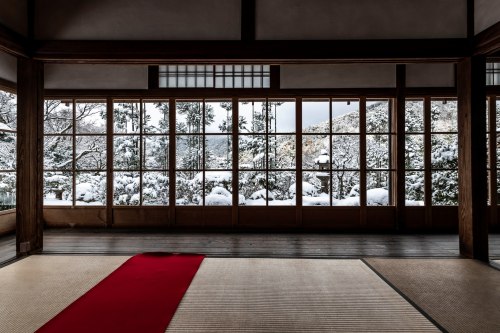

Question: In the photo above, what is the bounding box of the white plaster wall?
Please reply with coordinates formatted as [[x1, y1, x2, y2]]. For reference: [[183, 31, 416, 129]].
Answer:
[[280, 64, 396, 89], [257, 0, 467, 40], [44, 64, 148, 89], [0, 52, 17, 83], [406, 63, 455, 88], [475, 0, 500, 34], [35, 0, 240, 40]]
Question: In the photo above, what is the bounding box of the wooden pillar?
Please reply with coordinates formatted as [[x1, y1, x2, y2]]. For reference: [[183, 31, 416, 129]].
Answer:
[[395, 64, 406, 230], [16, 58, 44, 255], [457, 56, 488, 260]]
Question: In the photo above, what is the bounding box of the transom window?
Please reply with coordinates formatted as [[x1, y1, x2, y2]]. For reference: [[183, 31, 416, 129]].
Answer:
[[159, 65, 270, 88], [487, 62, 500, 86]]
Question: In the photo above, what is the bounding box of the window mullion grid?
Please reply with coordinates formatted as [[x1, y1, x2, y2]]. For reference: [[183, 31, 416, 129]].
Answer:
[[139, 100, 144, 206], [329, 98, 333, 206], [489, 96, 497, 208], [424, 97, 432, 210], [265, 98, 269, 206], [72, 99, 76, 206], [360, 97, 367, 210], [202, 100, 206, 206]]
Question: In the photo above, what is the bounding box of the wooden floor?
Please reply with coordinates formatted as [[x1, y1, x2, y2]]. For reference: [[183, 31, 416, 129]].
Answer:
[[1, 230, 500, 265]]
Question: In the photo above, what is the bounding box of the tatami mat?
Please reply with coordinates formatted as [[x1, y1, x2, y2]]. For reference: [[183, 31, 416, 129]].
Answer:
[[365, 258, 500, 333], [0, 255, 130, 333], [167, 258, 439, 332]]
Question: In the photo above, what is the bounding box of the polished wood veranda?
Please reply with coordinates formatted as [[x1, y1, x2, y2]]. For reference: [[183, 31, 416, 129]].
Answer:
[[2, 231, 500, 265]]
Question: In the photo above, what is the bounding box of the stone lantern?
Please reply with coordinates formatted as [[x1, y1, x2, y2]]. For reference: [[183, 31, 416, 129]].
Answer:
[[314, 149, 330, 194]]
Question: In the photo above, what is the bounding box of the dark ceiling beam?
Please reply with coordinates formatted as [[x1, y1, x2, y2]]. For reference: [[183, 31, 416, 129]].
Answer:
[[467, 0, 474, 39], [241, 0, 256, 41], [475, 21, 500, 56], [34, 39, 470, 64], [0, 23, 29, 58]]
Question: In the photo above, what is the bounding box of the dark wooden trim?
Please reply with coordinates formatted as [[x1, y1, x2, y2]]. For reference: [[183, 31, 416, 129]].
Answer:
[[405, 87, 457, 97], [44, 88, 398, 99], [231, 97, 239, 227], [241, 0, 256, 41], [16, 58, 44, 255], [0, 78, 16, 93], [457, 56, 489, 260], [0, 23, 29, 57], [270, 65, 280, 90], [475, 21, 500, 56], [106, 98, 113, 226], [359, 97, 367, 226], [168, 99, 176, 225], [148, 66, 159, 90], [395, 65, 406, 230], [423, 97, 432, 227], [295, 97, 302, 226], [487, 86, 500, 95], [33, 39, 470, 63]]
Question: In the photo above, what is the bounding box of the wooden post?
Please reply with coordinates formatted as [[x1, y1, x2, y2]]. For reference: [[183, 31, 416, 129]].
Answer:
[[16, 58, 44, 255], [395, 65, 406, 229], [457, 56, 489, 260]]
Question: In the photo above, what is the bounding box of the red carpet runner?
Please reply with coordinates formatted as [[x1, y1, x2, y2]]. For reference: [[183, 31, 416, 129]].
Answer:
[[36, 253, 205, 333]]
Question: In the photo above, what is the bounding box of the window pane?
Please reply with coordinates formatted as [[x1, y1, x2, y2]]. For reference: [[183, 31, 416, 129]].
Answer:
[[239, 171, 266, 206], [44, 171, 72, 205], [113, 172, 140, 205], [176, 101, 203, 134], [143, 136, 169, 170], [205, 171, 232, 206], [205, 135, 232, 169], [143, 172, 169, 205], [238, 100, 266, 133], [0, 172, 15, 209], [367, 100, 390, 133], [239, 135, 266, 169], [0, 133, 15, 170], [432, 170, 458, 205], [332, 100, 359, 133], [76, 101, 106, 134], [76, 136, 106, 170], [405, 100, 424, 133], [0, 92, 16, 130], [44, 100, 72, 134], [113, 136, 139, 170], [269, 135, 295, 170], [302, 172, 330, 206], [431, 134, 458, 169], [268, 100, 295, 133], [366, 134, 389, 170], [405, 135, 424, 170], [176, 171, 202, 205], [114, 101, 140, 134], [332, 171, 359, 205], [367, 171, 390, 206], [205, 100, 232, 133], [44, 136, 73, 170], [405, 171, 425, 206], [176, 135, 203, 170], [268, 171, 295, 206], [496, 99, 500, 131], [302, 99, 329, 133], [75, 172, 106, 206], [302, 135, 330, 170], [331, 135, 359, 170], [431, 99, 457, 132], [143, 101, 169, 133]]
